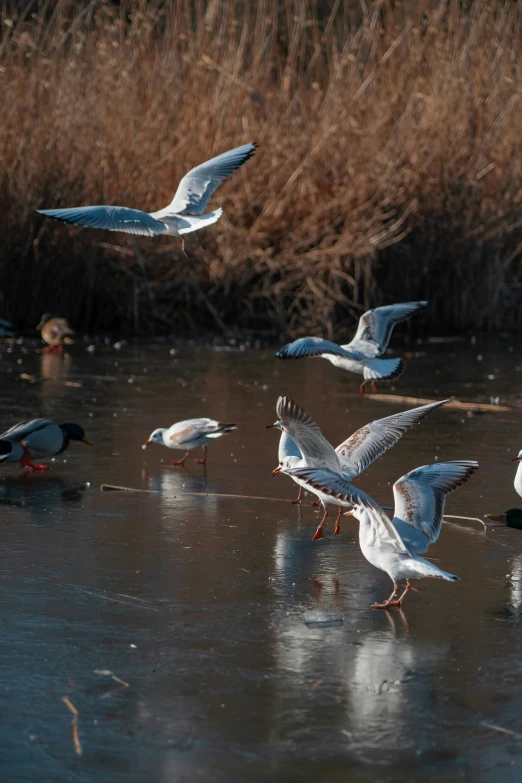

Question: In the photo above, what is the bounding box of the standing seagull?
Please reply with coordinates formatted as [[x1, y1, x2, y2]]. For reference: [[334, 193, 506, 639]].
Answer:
[[142, 418, 237, 466], [288, 460, 478, 609], [270, 395, 449, 538], [36, 143, 257, 251], [275, 302, 427, 394]]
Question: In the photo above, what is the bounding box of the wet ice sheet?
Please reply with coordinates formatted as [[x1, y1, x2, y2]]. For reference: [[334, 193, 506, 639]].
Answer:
[[0, 338, 522, 782]]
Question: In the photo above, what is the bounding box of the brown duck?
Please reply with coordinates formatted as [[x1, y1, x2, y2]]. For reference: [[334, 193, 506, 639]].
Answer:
[[37, 314, 74, 354]]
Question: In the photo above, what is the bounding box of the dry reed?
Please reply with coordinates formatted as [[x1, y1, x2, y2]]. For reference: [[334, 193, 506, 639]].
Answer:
[[1, 0, 522, 336]]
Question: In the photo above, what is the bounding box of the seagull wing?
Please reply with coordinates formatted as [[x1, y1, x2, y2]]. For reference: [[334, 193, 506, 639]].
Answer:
[[336, 399, 450, 479], [289, 466, 410, 554], [276, 396, 340, 472], [275, 337, 363, 361], [166, 143, 257, 215], [36, 206, 168, 237], [344, 302, 428, 358], [393, 460, 479, 544], [0, 419, 53, 441]]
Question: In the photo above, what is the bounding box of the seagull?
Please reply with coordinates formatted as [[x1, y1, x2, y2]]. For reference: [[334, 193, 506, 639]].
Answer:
[[275, 302, 427, 394], [512, 449, 522, 498], [0, 419, 92, 471], [142, 418, 237, 466], [269, 395, 449, 539], [36, 143, 257, 252], [287, 460, 479, 609], [37, 314, 74, 354]]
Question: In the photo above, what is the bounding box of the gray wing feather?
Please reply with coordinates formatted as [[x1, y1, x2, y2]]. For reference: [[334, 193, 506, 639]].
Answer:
[[345, 302, 428, 358], [276, 397, 340, 473], [36, 206, 167, 237], [392, 460, 479, 544], [0, 419, 53, 441], [336, 399, 449, 479], [289, 466, 410, 554], [168, 143, 257, 215], [275, 337, 363, 361]]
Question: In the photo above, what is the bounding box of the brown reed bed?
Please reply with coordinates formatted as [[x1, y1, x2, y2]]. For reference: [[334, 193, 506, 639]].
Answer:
[[1, 0, 522, 337]]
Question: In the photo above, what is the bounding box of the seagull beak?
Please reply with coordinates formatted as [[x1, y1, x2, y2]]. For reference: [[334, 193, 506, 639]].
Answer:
[[512, 456, 521, 462], [142, 440, 151, 450], [265, 423, 275, 429], [485, 513, 507, 523], [81, 438, 93, 446], [272, 466, 282, 476]]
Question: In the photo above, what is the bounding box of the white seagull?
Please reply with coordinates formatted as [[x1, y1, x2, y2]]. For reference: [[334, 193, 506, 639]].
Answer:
[[269, 395, 449, 539], [142, 418, 237, 466], [36, 143, 257, 250], [511, 449, 522, 498], [287, 460, 479, 609], [275, 302, 427, 394]]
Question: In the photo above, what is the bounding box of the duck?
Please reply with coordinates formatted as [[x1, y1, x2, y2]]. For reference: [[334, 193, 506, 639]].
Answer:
[[142, 418, 237, 466], [0, 419, 92, 471], [287, 460, 479, 609], [269, 395, 449, 538], [485, 510, 522, 530], [37, 314, 74, 354], [275, 301, 427, 394]]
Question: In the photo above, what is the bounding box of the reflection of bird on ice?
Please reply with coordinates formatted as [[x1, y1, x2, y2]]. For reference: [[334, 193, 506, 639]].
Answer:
[[143, 468, 219, 524]]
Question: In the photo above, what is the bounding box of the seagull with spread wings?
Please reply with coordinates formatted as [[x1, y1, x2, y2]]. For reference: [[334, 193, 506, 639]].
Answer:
[[287, 460, 479, 609], [275, 302, 427, 394], [36, 143, 257, 252], [269, 395, 449, 539]]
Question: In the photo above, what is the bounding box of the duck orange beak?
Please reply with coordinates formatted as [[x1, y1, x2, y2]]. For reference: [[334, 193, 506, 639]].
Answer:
[[142, 440, 151, 450], [512, 456, 521, 462], [486, 513, 507, 523], [272, 466, 282, 476]]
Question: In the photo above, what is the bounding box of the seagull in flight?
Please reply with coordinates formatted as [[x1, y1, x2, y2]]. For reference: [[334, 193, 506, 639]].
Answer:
[[275, 302, 427, 394], [270, 395, 449, 538], [287, 460, 479, 609], [36, 143, 257, 252]]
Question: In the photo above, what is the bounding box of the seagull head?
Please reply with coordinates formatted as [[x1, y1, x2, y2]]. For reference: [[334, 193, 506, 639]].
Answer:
[[512, 449, 522, 462]]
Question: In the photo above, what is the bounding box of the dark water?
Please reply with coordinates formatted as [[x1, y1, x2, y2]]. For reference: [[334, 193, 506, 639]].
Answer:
[[1, 337, 522, 782]]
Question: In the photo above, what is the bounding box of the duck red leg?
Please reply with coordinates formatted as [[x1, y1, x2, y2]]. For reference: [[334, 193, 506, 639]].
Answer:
[[18, 443, 49, 472]]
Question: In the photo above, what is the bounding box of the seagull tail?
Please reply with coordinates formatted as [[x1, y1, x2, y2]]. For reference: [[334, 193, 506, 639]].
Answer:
[[178, 208, 223, 235], [362, 357, 404, 381]]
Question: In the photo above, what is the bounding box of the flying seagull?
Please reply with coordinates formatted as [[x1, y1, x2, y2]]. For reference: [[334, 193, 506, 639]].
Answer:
[[275, 302, 427, 394], [36, 143, 257, 252]]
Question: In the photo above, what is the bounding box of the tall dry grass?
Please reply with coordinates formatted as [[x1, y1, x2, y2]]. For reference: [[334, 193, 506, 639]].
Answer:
[[1, 0, 522, 336]]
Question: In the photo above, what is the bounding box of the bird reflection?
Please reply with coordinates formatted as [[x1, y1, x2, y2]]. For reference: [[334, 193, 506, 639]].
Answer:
[[143, 467, 219, 523], [0, 475, 86, 511], [508, 554, 522, 611]]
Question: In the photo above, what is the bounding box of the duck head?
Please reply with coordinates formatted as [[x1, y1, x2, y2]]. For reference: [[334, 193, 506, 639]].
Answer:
[[60, 423, 93, 446], [486, 509, 522, 530]]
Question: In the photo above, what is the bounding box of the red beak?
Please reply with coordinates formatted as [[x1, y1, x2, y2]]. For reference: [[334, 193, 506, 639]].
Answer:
[[512, 456, 521, 462], [142, 440, 151, 450], [272, 466, 282, 476], [265, 424, 276, 429]]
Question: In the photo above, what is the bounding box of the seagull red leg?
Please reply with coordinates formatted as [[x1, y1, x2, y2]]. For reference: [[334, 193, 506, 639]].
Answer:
[[333, 506, 342, 536], [359, 380, 367, 395], [195, 445, 207, 465], [371, 380, 377, 393], [312, 506, 328, 541], [171, 450, 190, 466], [388, 580, 412, 607], [371, 582, 399, 610], [291, 486, 303, 505]]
